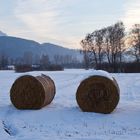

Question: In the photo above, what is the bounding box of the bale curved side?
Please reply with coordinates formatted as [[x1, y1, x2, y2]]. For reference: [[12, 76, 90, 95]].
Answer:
[[112, 77, 120, 94], [36, 74, 56, 107], [76, 75, 120, 114]]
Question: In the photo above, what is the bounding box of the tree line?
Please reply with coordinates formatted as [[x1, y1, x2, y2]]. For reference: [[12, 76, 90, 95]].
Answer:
[[81, 22, 140, 72], [0, 52, 83, 71]]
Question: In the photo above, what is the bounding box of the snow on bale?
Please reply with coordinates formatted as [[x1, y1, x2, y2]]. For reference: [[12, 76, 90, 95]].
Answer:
[[10, 74, 56, 109], [76, 70, 120, 114]]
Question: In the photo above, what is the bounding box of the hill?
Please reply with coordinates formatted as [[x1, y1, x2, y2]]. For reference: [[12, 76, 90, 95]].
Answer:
[[0, 36, 83, 62]]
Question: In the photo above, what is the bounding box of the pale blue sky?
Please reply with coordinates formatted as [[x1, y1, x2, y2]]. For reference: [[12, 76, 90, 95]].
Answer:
[[0, 0, 140, 48]]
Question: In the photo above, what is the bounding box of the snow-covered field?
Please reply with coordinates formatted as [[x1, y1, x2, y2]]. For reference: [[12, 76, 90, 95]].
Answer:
[[0, 69, 140, 140]]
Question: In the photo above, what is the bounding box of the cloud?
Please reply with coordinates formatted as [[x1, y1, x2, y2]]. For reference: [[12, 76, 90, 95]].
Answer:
[[14, 0, 59, 37], [0, 0, 125, 48], [14, 0, 81, 48], [123, 0, 140, 29], [14, 0, 119, 48]]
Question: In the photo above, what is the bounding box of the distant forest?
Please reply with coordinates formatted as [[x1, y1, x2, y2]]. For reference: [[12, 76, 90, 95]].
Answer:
[[81, 22, 140, 73], [0, 52, 84, 72]]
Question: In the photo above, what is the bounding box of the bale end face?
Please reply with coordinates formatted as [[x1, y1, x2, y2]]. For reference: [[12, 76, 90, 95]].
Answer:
[[76, 76, 120, 114], [10, 75, 45, 109]]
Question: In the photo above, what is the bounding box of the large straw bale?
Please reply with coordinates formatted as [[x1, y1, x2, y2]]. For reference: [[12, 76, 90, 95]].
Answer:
[[10, 74, 55, 109], [76, 71, 120, 114]]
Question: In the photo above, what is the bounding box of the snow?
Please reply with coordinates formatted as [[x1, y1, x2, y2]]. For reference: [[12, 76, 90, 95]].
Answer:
[[0, 31, 7, 36], [0, 69, 140, 140], [83, 70, 114, 80]]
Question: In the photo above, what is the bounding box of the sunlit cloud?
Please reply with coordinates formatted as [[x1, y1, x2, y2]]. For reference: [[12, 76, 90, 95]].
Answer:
[[123, 0, 140, 29], [13, 0, 80, 48]]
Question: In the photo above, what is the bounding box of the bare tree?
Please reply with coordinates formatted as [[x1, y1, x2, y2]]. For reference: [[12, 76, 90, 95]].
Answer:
[[54, 55, 60, 65], [104, 22, 125, 71], [81, 21, 125, 72], [23, 51, 33, 65], [40, 54, 50, 69], [127, 24, 140, 62], [80, 37, 92, 69], [0, 52, 8, 69], [81, 30, 105, 69], [34, 54, 40, 65]]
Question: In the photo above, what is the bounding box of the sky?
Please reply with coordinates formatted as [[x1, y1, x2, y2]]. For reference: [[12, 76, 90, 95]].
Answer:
[[0, 0, 140, 49]]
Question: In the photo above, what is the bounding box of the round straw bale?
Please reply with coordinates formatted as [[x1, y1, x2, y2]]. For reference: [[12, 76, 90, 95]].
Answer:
[[10, 74, 56, 109], [76, 74, 120, 114]]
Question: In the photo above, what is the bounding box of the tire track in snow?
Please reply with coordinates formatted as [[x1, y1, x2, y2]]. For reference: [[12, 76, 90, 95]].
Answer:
[[2, 106, 19, 136], [57, 74, 84, 91]]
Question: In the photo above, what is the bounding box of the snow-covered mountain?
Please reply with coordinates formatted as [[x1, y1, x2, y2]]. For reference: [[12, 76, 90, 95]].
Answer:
[[0, 31, 7, 36], [0, 35, 83, 62]]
